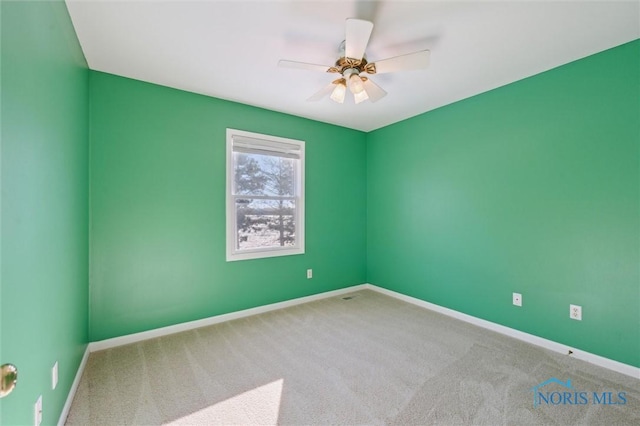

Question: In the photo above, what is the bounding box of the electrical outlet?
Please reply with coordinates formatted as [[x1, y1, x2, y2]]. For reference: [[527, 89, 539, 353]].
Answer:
[[52, 361, 58, 390], [512, 292, 522, 307], [570, 304, 582, 320], [34, 395, 42, 426], [306, 269, 312, 279]]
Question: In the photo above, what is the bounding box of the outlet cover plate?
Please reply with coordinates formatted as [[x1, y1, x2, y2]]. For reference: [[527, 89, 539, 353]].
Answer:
[[512, 292, 522, 307], [52, 361, 58, 390], [570, 304, 582, 320], [34, 395, 42, 426]]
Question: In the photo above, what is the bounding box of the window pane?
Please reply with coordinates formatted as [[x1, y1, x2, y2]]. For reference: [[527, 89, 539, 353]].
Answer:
[[236, 198, 296, 250], [234, 152, 295, 197]]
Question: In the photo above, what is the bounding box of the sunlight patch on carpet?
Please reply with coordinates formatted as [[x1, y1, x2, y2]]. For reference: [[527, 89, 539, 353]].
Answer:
[[167, 379, 284, 425]]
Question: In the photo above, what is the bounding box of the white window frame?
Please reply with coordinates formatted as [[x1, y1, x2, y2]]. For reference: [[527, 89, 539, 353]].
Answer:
[[226, 128, 305, 262]]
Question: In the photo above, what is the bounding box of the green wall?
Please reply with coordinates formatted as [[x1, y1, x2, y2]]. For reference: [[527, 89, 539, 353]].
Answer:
[[367, 40, 640, 367], [1, 4, 637, 422], [89, 72, 367, 341], [1, 1, 89, 425]]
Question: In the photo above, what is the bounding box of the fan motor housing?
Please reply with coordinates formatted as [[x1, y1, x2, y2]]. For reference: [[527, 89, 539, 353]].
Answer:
[[328, 40, 376, 75]]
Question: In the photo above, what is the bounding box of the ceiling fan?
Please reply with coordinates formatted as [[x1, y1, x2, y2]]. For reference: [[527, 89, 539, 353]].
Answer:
[[278, 18, 430, 104]]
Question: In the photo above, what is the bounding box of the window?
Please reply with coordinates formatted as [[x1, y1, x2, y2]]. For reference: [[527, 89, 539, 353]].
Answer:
[[226, 129, 305, 261]]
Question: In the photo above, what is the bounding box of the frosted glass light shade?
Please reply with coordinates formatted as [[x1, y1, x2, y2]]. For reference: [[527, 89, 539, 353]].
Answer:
[[348, 73, 365, 94], [330, 82, 346, 103], [353, 89, 369, 104]]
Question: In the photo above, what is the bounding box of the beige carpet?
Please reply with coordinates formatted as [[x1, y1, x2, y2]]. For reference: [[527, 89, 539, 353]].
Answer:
[[65, 290, 640, 425]]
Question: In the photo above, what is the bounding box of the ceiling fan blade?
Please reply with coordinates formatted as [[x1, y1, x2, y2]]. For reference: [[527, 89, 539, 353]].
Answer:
[[278, 60, 333, 73], [345, 18, 373, 60], [371, 50, 430, 74], [362, 78, 387, 103], [307, 83, 336, 102]]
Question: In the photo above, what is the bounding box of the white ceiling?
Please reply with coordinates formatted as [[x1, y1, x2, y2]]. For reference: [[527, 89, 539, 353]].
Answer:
[[66, 0, 639, 132]]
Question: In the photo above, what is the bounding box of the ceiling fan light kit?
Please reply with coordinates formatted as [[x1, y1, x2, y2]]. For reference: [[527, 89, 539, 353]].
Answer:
[[353, 89, 369, 104], [346, 70, 364, 93], [330, 79, 347, 104], [279, 18, 430, 105]]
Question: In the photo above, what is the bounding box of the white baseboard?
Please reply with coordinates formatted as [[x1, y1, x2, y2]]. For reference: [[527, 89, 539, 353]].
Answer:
[[68, 279, 636, 426], [57, 345, 90, 426], [89, 284, 369, 352], [61, 285, 366, 423], [58, 284, 640, 425], [59, 281, 637, 425], [364, 284, 640, 379]]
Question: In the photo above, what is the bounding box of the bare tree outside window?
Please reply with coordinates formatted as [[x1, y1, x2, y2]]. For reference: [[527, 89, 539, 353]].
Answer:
[[234, 153, 297, 250]]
